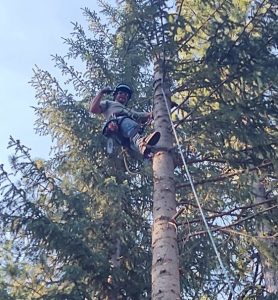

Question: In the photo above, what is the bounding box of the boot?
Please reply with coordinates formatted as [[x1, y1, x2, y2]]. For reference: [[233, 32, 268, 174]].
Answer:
[[131, 131, 160, 158]]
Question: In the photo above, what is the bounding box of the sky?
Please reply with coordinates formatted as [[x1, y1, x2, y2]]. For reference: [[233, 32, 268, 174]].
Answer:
[[0, 0, 106, 169]]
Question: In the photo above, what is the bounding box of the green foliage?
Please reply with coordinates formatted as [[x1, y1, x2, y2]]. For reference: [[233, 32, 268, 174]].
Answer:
[[0, 0, 277, 299], [172, 0, 278, 298]]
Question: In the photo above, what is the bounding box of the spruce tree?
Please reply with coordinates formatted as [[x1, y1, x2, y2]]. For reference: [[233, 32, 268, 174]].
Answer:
[[0, 0, 277, 299]]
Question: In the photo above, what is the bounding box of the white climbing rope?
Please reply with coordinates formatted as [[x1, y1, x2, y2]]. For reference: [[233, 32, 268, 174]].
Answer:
[[159, 79, 236, 299]]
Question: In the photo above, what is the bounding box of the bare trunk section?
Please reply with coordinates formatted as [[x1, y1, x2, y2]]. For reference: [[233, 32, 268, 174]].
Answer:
[[151, 61, 180, 300], [253, 181, 278, 295]]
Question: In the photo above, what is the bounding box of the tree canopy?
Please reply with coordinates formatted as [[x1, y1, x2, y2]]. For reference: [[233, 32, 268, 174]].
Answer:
[[0, 0, 277, 299]]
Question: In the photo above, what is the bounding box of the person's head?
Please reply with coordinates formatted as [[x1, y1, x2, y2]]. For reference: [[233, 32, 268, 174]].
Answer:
[[113, 83, 133, 106]]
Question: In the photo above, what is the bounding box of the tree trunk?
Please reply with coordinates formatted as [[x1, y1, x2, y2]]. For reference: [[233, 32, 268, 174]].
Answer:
[[151, 60, 180, 300], [253, 181, 278, 295]]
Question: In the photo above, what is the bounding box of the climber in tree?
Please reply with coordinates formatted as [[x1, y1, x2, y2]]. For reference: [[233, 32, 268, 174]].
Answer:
[[89, 83, 160, 158]]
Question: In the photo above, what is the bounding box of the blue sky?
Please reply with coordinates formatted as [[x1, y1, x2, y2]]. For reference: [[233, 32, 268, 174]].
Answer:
[[0, 1, 106, 169]]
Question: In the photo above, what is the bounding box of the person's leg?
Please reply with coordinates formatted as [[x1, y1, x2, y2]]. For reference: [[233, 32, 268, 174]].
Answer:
[[119, 118, 140, 139], [120, 118, 160, 157], [131, 132, 160, 157]]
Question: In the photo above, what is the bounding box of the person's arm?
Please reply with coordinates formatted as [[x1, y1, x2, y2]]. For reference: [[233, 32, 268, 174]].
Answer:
[[131, 111, 153, 123], [89, 87, 112, 114]]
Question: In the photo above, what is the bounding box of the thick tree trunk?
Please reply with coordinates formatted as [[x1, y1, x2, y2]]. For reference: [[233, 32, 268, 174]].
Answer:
[[253, 181, 278, 295], [151, 61, 180, 299]]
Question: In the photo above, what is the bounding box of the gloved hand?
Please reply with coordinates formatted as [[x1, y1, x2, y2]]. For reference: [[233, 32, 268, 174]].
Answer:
[[101, 87, 113, 95], [147, 112, 153, 120], [145, 112, 153, 125]]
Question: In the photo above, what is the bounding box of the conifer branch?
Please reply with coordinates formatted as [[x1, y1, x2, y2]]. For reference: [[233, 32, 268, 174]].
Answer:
[[176, 162, 273, 189], [179, 204, 278, 241], [172, 1, 227, 58]]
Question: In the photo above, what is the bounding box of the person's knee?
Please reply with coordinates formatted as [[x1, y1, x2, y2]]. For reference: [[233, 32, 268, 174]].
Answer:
[[120, 119, 139, 138]]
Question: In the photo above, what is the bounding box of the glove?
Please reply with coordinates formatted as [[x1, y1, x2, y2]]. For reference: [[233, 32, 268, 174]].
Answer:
[[101, 87, 113, 95]]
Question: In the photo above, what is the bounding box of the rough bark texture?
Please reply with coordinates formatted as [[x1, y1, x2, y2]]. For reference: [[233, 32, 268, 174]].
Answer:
[[253, 181, 278, 295], [151, 62, 180, 300]]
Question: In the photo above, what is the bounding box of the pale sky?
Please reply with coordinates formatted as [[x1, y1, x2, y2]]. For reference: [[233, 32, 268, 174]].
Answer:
[[0, 1, 106, 169]]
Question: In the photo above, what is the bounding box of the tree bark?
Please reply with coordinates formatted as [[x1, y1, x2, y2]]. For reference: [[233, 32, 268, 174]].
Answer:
[[151, 60, 180, 300], [253, 181, 278, 295]]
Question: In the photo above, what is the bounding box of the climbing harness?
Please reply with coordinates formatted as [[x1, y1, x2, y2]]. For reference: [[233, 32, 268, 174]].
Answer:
[[102, 115, 131, 151], [158, 78, 236, 299], [102, 115, 153, 174]]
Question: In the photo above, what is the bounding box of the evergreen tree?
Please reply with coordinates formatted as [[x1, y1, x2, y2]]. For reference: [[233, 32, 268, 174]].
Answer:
[[171, 0, 278, 298], [0, 0, 277, 299]]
